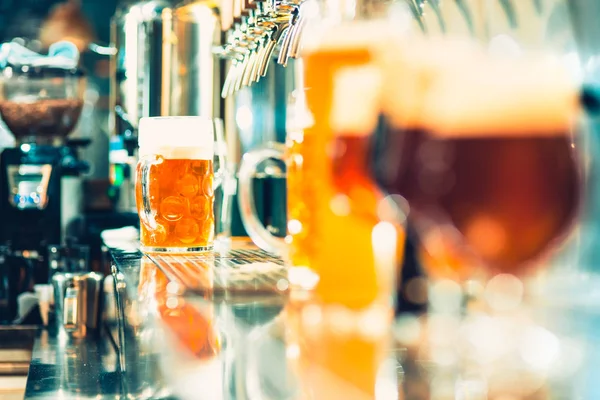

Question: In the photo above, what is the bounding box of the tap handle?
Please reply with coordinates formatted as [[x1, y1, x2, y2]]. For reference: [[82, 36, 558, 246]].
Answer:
[[258, 34, 278, 77], [251, 41, 266, 82], [242, 50, 259, 86], [277, 20, 295, 66], [289, 13, 306, 58], [222, 63, 235, 98]]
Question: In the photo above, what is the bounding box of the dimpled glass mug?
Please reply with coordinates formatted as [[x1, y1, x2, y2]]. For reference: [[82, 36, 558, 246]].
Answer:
[[135, 116, 216, 253]]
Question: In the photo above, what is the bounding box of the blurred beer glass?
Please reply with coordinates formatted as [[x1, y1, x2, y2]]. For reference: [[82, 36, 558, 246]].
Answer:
[[238, 0, 410, 308], [378, 42, 582, 281], [373, 30, 586, 399], [135, 116, 218, 253]]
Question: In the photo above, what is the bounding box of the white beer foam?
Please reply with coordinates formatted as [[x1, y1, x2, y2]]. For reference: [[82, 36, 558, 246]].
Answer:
[[138, 116, 214, 159], [379, 36, 486, 128], [138, 146, 213, 160], [302, 19, 399, 53], [421, 56, 579, 137], [330, 65, 382, 135]]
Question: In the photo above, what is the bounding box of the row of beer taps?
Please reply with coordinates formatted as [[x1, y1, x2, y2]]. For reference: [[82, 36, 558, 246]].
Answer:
[[218, 0, 306, 97]]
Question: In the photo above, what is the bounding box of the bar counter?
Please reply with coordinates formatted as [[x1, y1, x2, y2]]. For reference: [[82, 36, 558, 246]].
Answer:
[[23, 240, 300, 400], [24, 328, 122, 399], [22, 240, 600, 399]]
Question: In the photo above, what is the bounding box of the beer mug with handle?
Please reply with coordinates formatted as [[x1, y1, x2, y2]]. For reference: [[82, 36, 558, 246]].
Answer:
[[237, 88, 310, 262], [238, 5, 407, 307], [136, 116, 219, 253]]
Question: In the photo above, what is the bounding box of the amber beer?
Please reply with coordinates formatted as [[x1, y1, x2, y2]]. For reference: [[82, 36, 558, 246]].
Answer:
[[287, 22, 396, 298], [378, 53, 581, 276], [135, 116, 215, 253]]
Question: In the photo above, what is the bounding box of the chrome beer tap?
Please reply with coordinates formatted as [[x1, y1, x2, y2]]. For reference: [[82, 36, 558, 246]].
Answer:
[[255, 10, 294, 77], [288, 10, 306, 59], [219, 0, 306, 96]]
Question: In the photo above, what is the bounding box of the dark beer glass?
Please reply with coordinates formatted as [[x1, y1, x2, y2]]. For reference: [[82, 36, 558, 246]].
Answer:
[[375, 43, 582, 281]]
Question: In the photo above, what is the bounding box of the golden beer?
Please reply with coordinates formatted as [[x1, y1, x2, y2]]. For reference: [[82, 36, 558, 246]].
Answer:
[[136, 158, 214, 250], [135, 117, 215, 252], [287, 23, 403, 308]]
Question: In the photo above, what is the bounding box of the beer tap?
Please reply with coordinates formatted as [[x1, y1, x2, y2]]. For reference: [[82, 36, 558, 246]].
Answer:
[[249, 12, 279, 82], [221, 0, 250, 97], [221, 0, 252, 95], [234, 43, 254, 92], [275, 0, 306, 65], [230, 40, 252, 95], [255, 11, 293, 77], [242, 44, 260, 86], [288, 11, 306, 59], [220, 30, 238, 97], [238, 7, 259, 86], [276, 8, 298, 66], [219, 0, 306, 96]]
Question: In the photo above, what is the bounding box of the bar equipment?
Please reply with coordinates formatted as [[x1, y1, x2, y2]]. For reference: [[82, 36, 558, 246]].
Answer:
[[218, 0, 306, 98], [0, 55, 91, 323], [161, 1, 222, 118], [52, 271, 104, 338]]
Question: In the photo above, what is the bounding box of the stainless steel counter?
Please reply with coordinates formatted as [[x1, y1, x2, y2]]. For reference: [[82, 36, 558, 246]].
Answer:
[[103, 243, 406, 400], [23, 328, 121, 399], [23, 310, 179, 399], [22, 244, 184, 400], [25, 241, 600, 400], [108, 244, 295, 400]]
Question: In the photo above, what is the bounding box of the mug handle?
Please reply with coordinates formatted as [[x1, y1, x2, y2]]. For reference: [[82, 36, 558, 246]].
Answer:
[[237, 142, 288, 256], [136, 155, 162, 230], [213, 118, 227, 190]]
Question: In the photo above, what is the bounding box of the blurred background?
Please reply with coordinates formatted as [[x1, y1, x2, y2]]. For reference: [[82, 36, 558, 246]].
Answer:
[[0, 0, 117, 179]]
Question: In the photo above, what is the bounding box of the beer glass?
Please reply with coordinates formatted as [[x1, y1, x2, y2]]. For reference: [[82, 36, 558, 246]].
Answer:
[[135, 116, 216, 253], [378, 39, 582, 280], [240, 63, 404, 396], [238, 25, 407, 311]]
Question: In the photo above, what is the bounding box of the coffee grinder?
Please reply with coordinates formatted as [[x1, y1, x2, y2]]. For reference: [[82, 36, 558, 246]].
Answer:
[[0, 61, 90, 323]]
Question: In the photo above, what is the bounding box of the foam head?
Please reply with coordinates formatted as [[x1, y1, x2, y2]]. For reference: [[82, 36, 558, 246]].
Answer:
[[330, 65, 382, 135], [421, 55, 580, 137], [302, 18, 400, 54], [379, 36, 485, 129], [138, 116, 214, 159]]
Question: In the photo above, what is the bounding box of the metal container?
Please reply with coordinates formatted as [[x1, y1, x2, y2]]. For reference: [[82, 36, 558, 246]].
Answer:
[[109, 0, 174, 134], [162, 1, 223, 119], [52, 272, 104, 338]]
